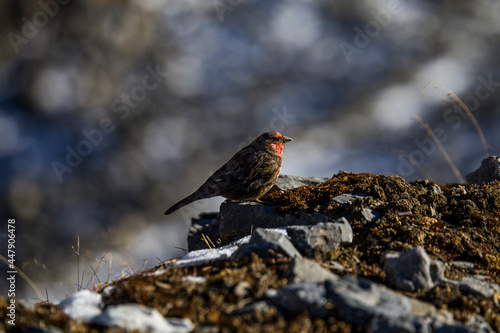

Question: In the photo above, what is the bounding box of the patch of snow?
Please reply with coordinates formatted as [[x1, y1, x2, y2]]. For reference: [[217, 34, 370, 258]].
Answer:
[[90, 303, 193, 333], [57, 290, 103, 321], [174, 245, 238, 267], [182, 275, 207, 283]]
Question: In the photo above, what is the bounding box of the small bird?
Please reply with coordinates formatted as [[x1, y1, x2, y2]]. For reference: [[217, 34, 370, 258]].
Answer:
[[165, 131, 292, 215]]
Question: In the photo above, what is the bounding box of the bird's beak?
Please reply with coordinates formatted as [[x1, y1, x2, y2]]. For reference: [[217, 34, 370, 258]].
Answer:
[[282, 135, 293, 143]]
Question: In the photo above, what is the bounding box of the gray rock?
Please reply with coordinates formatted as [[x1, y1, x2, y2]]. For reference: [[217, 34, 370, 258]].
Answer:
[[433, 315, 495, 333], [454, 276, 500, 298], [331, 192, 368, 206], [465, 156, 500, 185], [231, 228, 302, 260], [217, 202, 285, 236], [217, 202, 320, 237], [450, 261, 475, 270], [284, 257, 338, 283], [370, 316, 430, 333], [90, 304, 193, 333], [272, 174, 328, 191], [287, 217, 353, 256], [384, 247, 444, 291], [273, 281, 330, 318], [361, 208, 380, 222], [325, 275, 413, 324], [188, 213, 218, 251]]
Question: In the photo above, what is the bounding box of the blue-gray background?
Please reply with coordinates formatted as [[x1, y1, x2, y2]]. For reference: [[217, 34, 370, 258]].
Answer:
[[0, 0, 499, 301]]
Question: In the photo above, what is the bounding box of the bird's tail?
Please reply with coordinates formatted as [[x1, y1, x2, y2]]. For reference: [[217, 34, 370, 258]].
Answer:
[[164, 189, 218, 215]]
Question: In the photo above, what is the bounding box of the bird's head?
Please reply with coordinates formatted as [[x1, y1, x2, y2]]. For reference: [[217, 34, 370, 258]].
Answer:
[[254, 131, 292, 158]]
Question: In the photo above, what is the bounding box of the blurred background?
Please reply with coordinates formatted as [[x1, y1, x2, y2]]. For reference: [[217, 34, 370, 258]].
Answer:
[[0, 0, 499, 302]]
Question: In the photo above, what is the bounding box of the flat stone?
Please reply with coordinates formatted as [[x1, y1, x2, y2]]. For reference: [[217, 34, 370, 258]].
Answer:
[[90, 304, 193, 333], [465, 156, 500, 185], [271, 174, 328, 192], [331, 192, 368, 206], [287, 217, 353, 256], [217, 202, 319, 237], [284, 257, 338, 283], [272, 281, 330, 318], [361, 208, 380, 222], [231, 228, 302, 260], [455, 276, 500, 298], [325, 275, 413, 324], [384, 247, 444, 291], [451, 261, 475, 270], [433, 315, 495, 333], [217, 202, 286, 236], [370, 316, 430, 333]]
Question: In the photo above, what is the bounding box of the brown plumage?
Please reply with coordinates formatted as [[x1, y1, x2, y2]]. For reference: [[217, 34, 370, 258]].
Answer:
[[164, 131, 292, 215]]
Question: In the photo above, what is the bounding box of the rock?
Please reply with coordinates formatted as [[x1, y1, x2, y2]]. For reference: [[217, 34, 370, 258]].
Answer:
[[325, 275, 413, 324], [217, 202, 325, 237], [272, 281, 330, 318], [450, 261, 475, 270], [464, 314, 496, 333], [384, 247, 444, 291], [409, 298, 437, 318], [331, 192, 368, 206], [90, 303, 193, 333], [272, 174, 328, 192], [231, 228, 302, 260], [433, 315, 495, 333], [361, 208, 380, 222], [454, 276, 500, 298], [465, 156, 500, 185], [188, 213, 219, 251], [370, 316, 430, 333], [57, 290, 103, 322], [287, 217, 353, 256], [174, 245, 239, 267], [284, 257, 338, 283]]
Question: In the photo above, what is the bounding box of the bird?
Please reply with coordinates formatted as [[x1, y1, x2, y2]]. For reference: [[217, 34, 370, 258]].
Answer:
[[164, 131, 292, 215]]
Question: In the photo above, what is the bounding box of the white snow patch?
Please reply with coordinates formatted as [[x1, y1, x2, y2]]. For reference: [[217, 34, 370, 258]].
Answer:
[[57, 290, 103, 321], [90, 303, 193, 333], [182, 275, 207, 283], [174, 245, 238, 267]]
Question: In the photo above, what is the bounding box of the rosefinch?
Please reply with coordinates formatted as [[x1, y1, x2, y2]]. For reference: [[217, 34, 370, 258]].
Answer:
[[165, 131, 292, 215]]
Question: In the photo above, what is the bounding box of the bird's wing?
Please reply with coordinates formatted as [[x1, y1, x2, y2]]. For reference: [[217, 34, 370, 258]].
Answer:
[[197, 147, 263, 194]]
